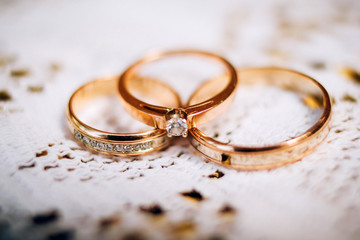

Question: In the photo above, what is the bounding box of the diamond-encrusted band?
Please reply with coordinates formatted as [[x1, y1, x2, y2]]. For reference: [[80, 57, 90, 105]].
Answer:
[[72, 129, 168, 156], [67, 75, 178, 156]]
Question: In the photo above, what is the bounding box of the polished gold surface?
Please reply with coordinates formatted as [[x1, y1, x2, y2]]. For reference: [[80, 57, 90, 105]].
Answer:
[[118, 50, 238, 136], [67, 76, 181, 156], [188, 67, 332, 170]]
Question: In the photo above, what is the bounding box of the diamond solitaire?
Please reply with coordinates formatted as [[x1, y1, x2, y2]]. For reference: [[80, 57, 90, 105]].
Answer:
[[165, 109, 188, 137], [118, 50, 238, 140]]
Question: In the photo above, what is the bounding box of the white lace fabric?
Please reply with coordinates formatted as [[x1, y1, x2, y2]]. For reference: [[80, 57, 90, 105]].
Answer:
[[0, 1, 360, 240]]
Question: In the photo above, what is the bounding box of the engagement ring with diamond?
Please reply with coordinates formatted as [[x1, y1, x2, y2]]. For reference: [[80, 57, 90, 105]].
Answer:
[[118, 50, 238, 138]]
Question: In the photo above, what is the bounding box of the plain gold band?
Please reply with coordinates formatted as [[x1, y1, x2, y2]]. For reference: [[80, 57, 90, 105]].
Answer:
[[67, 75, 181, 156], [187, 67, 332, 170]]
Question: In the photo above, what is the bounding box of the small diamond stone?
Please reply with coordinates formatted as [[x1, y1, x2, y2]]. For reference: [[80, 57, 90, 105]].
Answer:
[[124, 145, 133, 152], [82, 136, 90, 145], [97, 142, 105, 150], [90, 140, 97, 148], [114, 144, 123, 152], [106, 143, 113, 151], [75, 131, 82, 140], [141, 142, 150, 150], [166, 118, 188, 137], [133, 144, 140, 151]]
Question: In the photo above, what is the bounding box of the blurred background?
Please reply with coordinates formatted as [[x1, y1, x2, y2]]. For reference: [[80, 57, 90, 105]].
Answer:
[[1, 0, 360, 239]]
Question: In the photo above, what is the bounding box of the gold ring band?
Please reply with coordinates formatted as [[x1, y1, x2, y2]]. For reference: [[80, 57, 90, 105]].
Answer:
[[118, 49, 238, 138], [67, 75, 181, 156], [187, 67, 332, 170]]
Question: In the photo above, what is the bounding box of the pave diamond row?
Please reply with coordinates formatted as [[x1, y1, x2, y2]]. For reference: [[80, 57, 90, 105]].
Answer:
[[74, 130, 153, 154]]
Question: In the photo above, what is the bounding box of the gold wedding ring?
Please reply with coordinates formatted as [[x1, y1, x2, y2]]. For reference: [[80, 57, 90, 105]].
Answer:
[[118, 50, 238, 138], [67, 75, 181, 156], [187, 67, 332, 170]]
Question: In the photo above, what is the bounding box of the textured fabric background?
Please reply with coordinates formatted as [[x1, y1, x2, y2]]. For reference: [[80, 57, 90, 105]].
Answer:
[[0, 0, 360, 240]]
